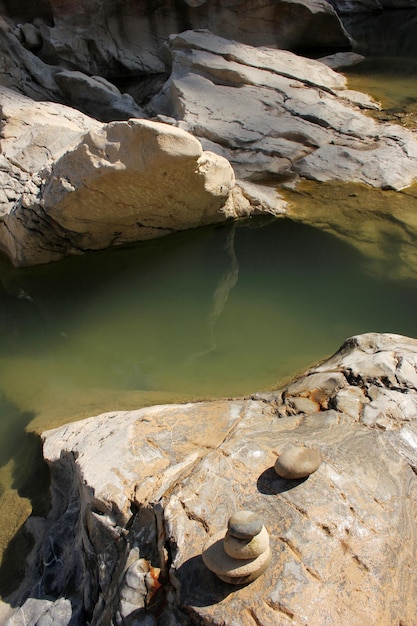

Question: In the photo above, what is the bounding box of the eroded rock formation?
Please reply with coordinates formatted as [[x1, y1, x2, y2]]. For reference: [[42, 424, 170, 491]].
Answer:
[[4, 333, 417, 625], [149, 30, 417, 190], [0, 87, 262, 267]]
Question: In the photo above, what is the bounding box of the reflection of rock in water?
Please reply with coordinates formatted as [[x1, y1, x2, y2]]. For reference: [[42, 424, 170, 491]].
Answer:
[[189, 224, 239, 362], [284, 180, 417, 282]]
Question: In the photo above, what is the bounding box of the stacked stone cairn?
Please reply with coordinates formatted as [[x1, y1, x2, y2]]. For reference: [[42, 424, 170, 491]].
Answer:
[[202, 511, 271, 585]]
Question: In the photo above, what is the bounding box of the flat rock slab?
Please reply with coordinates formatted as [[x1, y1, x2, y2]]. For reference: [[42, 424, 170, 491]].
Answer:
[[149, 30, 417, 190], [5, 332, 417, 625]]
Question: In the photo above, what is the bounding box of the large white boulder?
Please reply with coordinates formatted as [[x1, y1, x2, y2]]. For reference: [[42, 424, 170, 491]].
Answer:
[[0, 87, 242, 267]]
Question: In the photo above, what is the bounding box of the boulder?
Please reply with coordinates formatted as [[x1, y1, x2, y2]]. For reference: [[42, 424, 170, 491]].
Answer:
[[3, 332, 417, 624], [0, 87, 253, 267]]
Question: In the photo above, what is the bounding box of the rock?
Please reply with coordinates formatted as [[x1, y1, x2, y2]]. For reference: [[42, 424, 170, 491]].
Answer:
[[274, 443, 322, 479], [227, 510, 263, 540], [0, 17, 61, 101], [4, 332, 417, 624], [148, 29, 417, 190], [19, 22, 42, 50], [29, 0, 350, 80], [0, 89, 245, 266], [54, 70, 146, 122], [202, 532, 272, 585], [224, 526, 270, 559], [319, 51, 365, 69]]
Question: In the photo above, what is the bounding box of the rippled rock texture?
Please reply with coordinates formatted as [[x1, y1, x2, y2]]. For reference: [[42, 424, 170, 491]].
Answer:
[[4, 333, 417, 625]]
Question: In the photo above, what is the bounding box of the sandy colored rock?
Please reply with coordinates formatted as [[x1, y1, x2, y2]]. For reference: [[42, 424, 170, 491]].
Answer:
[[224, 526, 269, 559], [274, 443, 323, 479], [0, 96, 238, 266], [3, 333, 417, 625], [202, 531, 272, 584]]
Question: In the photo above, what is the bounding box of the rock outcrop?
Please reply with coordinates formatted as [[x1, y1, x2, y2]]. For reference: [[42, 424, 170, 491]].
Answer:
[[4, 0, 350, 81], [0, 87, 261, 267], [330, 0, 417, 13], [148, 30, 417, 191], [3, 332, 417, 625]]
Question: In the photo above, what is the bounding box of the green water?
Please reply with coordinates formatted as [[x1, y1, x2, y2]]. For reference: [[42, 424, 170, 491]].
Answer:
[[2, 213, 417, 438]]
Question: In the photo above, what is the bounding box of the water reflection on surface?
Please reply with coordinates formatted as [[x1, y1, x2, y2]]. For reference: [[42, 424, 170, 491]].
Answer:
[[1, 209, 417, 432]]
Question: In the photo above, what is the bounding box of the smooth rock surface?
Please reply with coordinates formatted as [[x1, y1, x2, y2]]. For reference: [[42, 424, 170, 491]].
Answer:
[[227, 510, 263, 540], [223, 526, 270, 559], [148, 30, 417, 190], [0, 89, 248, 266], [3, 332, 417, 624], [274, 443, 322, 479]]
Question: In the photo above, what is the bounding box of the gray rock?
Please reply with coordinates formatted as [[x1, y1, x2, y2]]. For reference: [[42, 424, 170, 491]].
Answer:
[[33, 0, 350, 80], [227, 510, 263, 539], [19, 22, 42, 50], [54, 70, 146, 122], [148, 30, 417, 190]]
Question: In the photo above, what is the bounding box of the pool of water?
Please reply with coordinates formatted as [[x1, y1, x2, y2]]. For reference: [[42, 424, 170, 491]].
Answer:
[[1, 197, 417, 583], [2, 211, 417, 439]]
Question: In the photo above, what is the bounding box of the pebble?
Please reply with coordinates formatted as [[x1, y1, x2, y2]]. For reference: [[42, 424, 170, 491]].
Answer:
[[274, 443, 322, 479], [227, 510, 263, 539], [223, 525, 269, 560]]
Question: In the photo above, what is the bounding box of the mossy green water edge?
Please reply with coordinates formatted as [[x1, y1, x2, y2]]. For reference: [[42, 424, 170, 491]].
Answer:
[[1, 180, 417, 594]]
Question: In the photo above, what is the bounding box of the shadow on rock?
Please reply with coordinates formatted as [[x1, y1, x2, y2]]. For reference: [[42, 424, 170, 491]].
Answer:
[[176, 554, 237, 608], [257, 467, 308, 495]]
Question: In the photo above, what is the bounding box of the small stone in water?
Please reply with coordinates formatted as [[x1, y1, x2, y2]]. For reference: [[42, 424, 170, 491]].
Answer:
[[227, 510, 263, 539]]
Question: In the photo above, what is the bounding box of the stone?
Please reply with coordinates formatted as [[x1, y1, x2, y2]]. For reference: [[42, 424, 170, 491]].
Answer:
[[202, 518, 272, 585], [227, 510, 263, 539], [223, 526, 270, 559], [274, 443, 323, 479], [19, 22, 42, 50], [0, 92, 241, 267], [54, 70, 146, 122]]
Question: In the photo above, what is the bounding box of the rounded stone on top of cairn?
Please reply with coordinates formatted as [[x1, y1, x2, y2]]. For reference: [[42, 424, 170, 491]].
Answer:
[[274, 443, 322, 480], [202, 510, 271, 585]]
